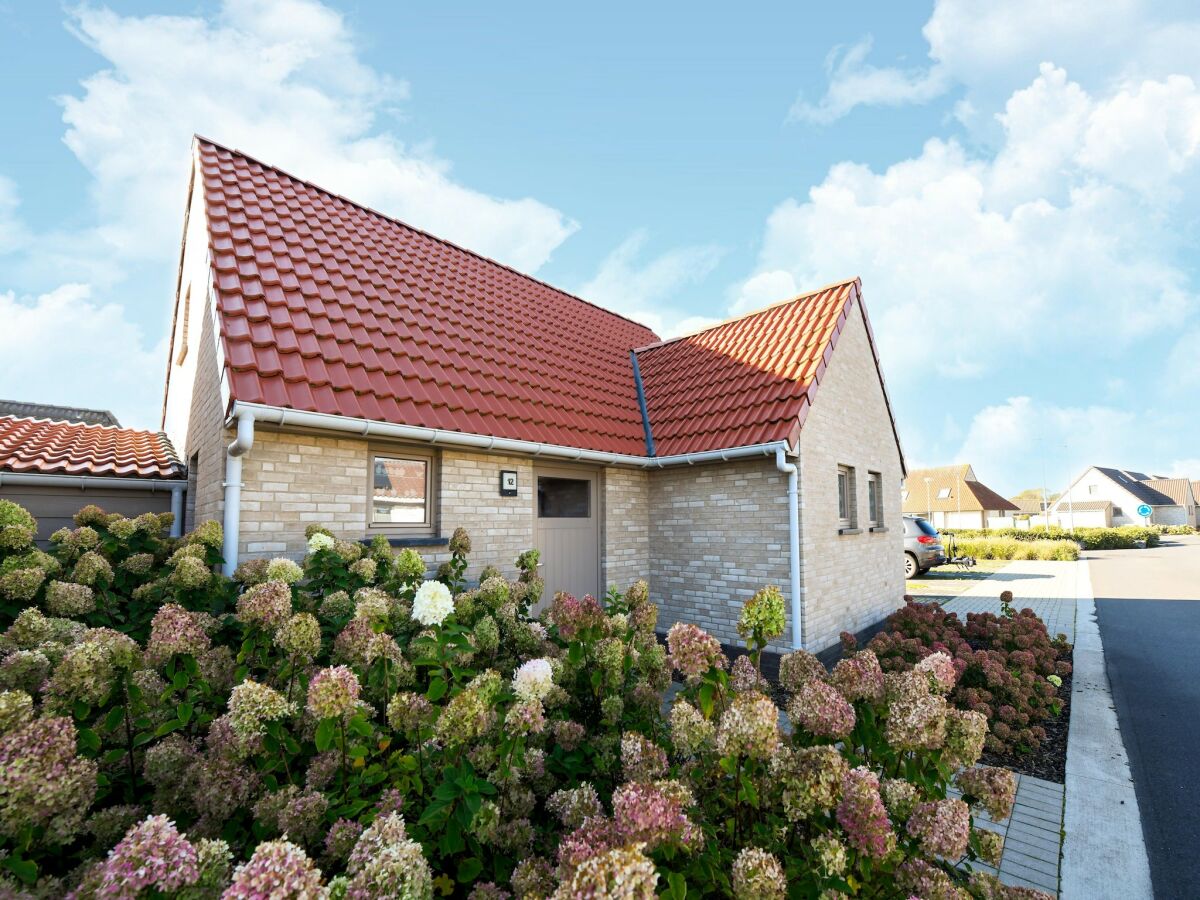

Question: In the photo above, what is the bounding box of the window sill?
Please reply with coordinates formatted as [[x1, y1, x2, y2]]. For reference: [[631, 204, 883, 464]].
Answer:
[[869, 525, 888, 533], [360, 535, 450, 548], [838, 527, 863, 536]]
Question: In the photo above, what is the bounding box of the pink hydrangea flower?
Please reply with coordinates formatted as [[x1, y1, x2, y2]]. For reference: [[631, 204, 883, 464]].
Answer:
[[788, 678, 856, 739], [666, 622, 725, 679], [92, 814, 199, 898], [836, 767, 894, 860], [906, 798, 970, 859]]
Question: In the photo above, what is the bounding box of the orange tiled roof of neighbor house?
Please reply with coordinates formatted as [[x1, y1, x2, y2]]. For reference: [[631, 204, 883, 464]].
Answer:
[[903, 465, 1019, 514], [0, 415, 184, 479], [194, 138, 902, 459]]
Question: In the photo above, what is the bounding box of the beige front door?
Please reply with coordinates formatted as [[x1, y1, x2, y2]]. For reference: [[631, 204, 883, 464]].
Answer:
[[533, 466, 600, 610]]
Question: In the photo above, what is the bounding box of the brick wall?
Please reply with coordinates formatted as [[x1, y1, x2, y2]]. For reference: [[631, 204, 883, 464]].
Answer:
[[797, 300, 905, 653], [647, 458, 792, 649], [602, 467, 650, 592], [237, 430, 369, 556], [231, 437, 613, 585]]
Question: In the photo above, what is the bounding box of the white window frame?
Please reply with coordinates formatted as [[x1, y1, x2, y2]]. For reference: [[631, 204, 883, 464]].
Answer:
[[838, 465, 856, 530], [868, 471, 882, 528], [367, 448, 437, 535], [937, 487, 952, 500]]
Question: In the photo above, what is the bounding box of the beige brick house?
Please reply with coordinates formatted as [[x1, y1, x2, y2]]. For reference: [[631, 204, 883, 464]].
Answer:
[[162, 138, 906, 653]]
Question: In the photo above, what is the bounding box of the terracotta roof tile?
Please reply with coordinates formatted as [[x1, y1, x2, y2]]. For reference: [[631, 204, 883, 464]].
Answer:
[[198, 139, 658, 456], [634, 280, 885, 456], [0, 416, 184, 479]]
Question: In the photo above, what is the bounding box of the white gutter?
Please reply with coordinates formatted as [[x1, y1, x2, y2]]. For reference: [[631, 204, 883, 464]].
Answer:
[[774, 447, 803, 650], [228, 402, 791, 469], [220, 401, 800, 581], [221, 409, 256, 575], [0, 472, 186, 538]]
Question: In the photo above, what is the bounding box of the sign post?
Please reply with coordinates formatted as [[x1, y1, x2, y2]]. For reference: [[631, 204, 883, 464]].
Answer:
[[1136, 503, 1153, 524]]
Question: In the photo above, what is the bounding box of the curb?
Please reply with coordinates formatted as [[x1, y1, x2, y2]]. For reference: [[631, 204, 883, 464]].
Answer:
[[1060, 560, 1153, 899]]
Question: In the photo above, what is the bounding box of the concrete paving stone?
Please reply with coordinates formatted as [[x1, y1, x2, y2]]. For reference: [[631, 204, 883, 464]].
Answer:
[[999, 865, 1059, 893], [1018, 783, 1064, 801], [1002, 860, 1059, 886], [1012, 810, 1063, 831], [1014, 796, 1063, 815], [1003, 840, 1060, 868], [1003, 825, 1062, 850], [1011, 810, 1063, 832]]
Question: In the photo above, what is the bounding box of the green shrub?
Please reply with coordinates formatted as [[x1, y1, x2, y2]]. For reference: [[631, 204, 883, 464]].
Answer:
[[1163, 524, 1197, 535], [0, 500, 1045, 898], [946, 525, 1160, 550], [953, 537, 1079, 561]]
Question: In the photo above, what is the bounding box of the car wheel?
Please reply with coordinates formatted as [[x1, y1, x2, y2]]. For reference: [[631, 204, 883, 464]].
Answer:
[[904, 553, 920, 579]]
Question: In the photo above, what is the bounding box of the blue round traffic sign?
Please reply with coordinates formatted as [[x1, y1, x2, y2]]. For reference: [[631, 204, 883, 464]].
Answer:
[[1136, 503, 1153, 518]]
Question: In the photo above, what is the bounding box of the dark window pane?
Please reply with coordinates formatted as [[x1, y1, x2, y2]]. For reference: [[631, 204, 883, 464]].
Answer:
[[538, 477, 590, 518]]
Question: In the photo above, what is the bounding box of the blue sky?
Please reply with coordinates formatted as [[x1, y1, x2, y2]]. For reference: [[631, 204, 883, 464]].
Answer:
[[2, 0, 1199, 495]]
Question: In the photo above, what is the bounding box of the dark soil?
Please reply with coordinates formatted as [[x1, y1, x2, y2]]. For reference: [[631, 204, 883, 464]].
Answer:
[[979, 668, 1071, 784]]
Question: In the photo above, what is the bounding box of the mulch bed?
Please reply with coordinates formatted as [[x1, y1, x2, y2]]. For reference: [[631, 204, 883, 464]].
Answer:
[[979, 668, 1071, 784]]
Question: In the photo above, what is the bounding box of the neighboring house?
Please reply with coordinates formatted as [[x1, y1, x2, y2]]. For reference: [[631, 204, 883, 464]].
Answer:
[[1011, 497, 1049, 517], [161, 137, 907, 653], [0, 414, 186, 544], [1051, 467, 1198, 528], [900, 464, 1018, 530], [0, 399, 120, 427]]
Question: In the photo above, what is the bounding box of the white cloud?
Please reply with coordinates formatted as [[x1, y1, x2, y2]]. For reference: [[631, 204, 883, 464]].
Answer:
[[750, 64, 1200, 390], [57, 0, 576, 273], [577, 229, 724, 337], [952, 396, 1140, 495], [0, 285, 166, 427], [789, 36, 949, 124], [1168, 459, 1200, 479], [795, 0, 1200, 125], [0, 0, 587, 429], [0, 176, 27, 251]]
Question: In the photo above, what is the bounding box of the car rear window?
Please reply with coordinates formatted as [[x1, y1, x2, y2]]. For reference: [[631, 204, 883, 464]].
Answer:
[[913, 518, 939, 537]]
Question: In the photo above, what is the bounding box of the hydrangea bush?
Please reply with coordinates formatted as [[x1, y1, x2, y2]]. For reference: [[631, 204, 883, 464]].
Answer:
[[865, 597, 1072, 755], [0, 500, 1048, 898]]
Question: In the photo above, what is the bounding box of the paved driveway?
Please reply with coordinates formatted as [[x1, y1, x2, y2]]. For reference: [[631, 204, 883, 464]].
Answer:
[[1089, 535, 1200, 900]]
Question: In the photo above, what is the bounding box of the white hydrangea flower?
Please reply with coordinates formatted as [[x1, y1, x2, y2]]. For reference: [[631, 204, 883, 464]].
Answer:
[[412, 580, 454, 627], [512, 658, 554, 702], [265, 558, 304, 585], [307, 532, 336, 553]]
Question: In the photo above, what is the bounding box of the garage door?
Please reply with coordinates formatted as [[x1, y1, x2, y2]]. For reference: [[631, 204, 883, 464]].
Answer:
[[0, 484, 173, 545], [533, 467, 600, 611]]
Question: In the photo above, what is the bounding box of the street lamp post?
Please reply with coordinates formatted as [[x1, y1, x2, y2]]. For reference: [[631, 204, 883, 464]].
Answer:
[[925, 477, 932, 523]]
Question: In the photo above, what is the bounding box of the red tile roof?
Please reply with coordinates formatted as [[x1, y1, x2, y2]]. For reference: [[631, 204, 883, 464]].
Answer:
[[0, 416, 184, 479], [198, 139, 659, 456], [634, 279, 902, 457], [194, 140, 901, 462]]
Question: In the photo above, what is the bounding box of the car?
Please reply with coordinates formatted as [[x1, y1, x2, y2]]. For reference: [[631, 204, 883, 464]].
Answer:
[[903, 515, 946, 579]]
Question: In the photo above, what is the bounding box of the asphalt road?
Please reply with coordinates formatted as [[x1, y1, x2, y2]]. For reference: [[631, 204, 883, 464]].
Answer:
[[1089, 536, 1200, 900]]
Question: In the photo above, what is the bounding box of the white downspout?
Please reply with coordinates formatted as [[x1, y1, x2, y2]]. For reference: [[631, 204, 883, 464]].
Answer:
[[775, 446, 802, 650], [222, 410, 255, 575]]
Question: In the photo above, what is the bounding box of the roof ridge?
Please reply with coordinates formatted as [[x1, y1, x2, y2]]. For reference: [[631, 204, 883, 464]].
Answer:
[[0, 413, 164, 435], [632, 276, 860, 355], [193, 135, 660, 341]]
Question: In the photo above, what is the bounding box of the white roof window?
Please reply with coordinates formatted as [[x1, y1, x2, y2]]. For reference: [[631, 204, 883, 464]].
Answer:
[[937, 487, 952, 499]]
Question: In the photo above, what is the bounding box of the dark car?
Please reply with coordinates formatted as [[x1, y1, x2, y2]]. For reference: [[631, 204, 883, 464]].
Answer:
[[903, 515, 946, 579]]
